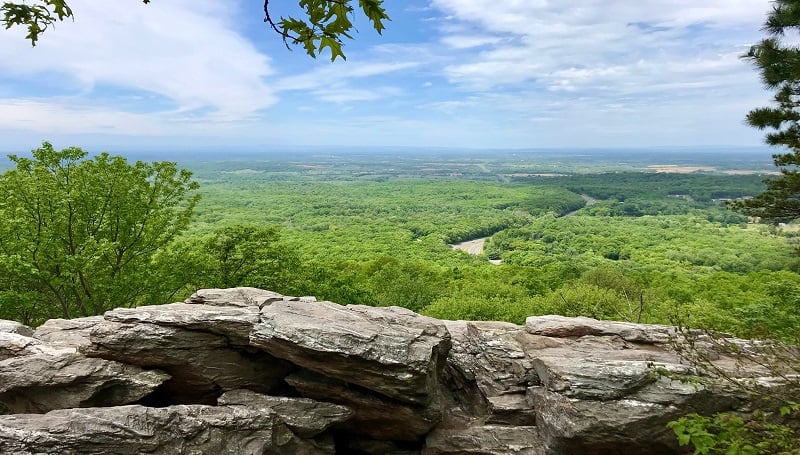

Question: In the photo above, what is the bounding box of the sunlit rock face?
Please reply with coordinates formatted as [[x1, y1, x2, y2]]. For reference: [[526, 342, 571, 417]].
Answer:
[[0, 288, 788, 454]]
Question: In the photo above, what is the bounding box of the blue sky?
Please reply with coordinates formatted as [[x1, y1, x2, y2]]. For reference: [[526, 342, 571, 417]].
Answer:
[[0, 0, 778, 152]]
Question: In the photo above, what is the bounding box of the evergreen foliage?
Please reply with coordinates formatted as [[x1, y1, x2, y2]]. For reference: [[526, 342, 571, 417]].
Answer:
[[734, 0, 800, 222]]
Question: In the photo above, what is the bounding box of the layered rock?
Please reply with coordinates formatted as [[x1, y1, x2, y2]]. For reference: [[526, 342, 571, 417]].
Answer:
[[520, 316, 745, 454], [0, 322, 168, 415], [0, 351, 168, 414], [285, 369, 441, 441], [82, 305, 293, 404], [0, 403, 332, 454], [0, 290, 794, 454], [252, 301, 451, 406], [217, 389, 353, 438]]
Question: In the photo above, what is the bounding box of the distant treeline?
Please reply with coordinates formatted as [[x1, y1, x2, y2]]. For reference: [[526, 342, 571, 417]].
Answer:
[[516, 172, 769, 202]]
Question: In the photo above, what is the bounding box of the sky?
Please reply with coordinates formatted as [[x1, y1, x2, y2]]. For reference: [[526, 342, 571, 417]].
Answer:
[[0, 0, 782, 152]]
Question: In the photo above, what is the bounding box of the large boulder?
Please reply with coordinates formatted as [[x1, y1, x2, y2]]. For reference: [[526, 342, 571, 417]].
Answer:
[[82, 305, 292, 404], [0, 351, 168, 414], [252, 301, 451, 406], [185, 287, 286, 307], [520, 316, 749, 453], [525, 315, 677, 343], [101, 303, 261, 344], [185, 287, 316, 307]]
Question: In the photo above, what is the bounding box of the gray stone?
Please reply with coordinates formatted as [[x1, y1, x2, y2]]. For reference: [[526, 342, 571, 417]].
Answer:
[[33, 316, 104, 349], [445, 321, 539, 397], [185, 287, 286, 307], [532, 357, 658, 400], [286, 370, 442, 441], [83, 319, 291, 404], [443, 321, 542, 427], [424, 424, 545, 455], [0, 404, 332, 454], [525, 315, 676, 344], [0, 320, 33, 337], [0, 288, 789, 455], [253, 301, 451, 406], [527, 386, 727, 455], [218, 389, 353, 438], [0, 351, 168, 414], [0, 332, 54, 360], [485, 394, 537, 426], [104, 303, 260, 344]]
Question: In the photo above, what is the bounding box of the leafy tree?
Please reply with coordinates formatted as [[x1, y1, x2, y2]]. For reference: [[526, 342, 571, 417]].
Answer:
[[175, 224, 303, 294], [1, 0, 389, 60], [0, 142, 199, 325], [734, 0, 800, 222]]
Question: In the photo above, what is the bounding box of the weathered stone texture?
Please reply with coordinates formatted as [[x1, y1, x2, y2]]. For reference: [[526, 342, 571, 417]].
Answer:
[[0, 289, 791, 454], [0, 351, 168, 414], [252, 300, 451, 406], [0, 404, 332, 454]]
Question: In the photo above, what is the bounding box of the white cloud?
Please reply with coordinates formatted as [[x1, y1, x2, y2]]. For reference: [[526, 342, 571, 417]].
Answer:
[[431, 0, 769, 93], [0, 0, 276, 122], [274, 59, 423, 104], [417, 0, 772, 146], [440, 35, 502, 49]]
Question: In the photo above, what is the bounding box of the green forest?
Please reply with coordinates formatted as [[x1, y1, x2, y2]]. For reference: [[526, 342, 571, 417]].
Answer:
[[4, 145, 797, 347]]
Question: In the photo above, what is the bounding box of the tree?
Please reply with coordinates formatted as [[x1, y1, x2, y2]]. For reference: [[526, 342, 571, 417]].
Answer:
[[1, 0, 389, 61], [175, 224, 303, 293], [0, 142, 199, 325], [733, 0, 800, 222]]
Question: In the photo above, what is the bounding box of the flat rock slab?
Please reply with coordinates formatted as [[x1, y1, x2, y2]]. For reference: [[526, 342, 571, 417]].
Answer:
[[33, 316, 104, 349], [104, 303, 260, 344], [532, 356, 701, 402], [532, 357, 657, 401], [253, 301, 451, 406], [0, 351, 168, 414], [525, 315, 676, 344], [185, 287, 287, 307], [0, 332, 58, 361], [0, 404, 332, 454]]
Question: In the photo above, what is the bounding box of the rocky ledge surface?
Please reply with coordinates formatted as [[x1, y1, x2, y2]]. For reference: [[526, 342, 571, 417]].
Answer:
[[0, 287, 791, 454]]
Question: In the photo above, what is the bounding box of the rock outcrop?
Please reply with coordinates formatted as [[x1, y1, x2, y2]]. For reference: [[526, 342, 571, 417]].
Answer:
[[0, 288, 792, 454]]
